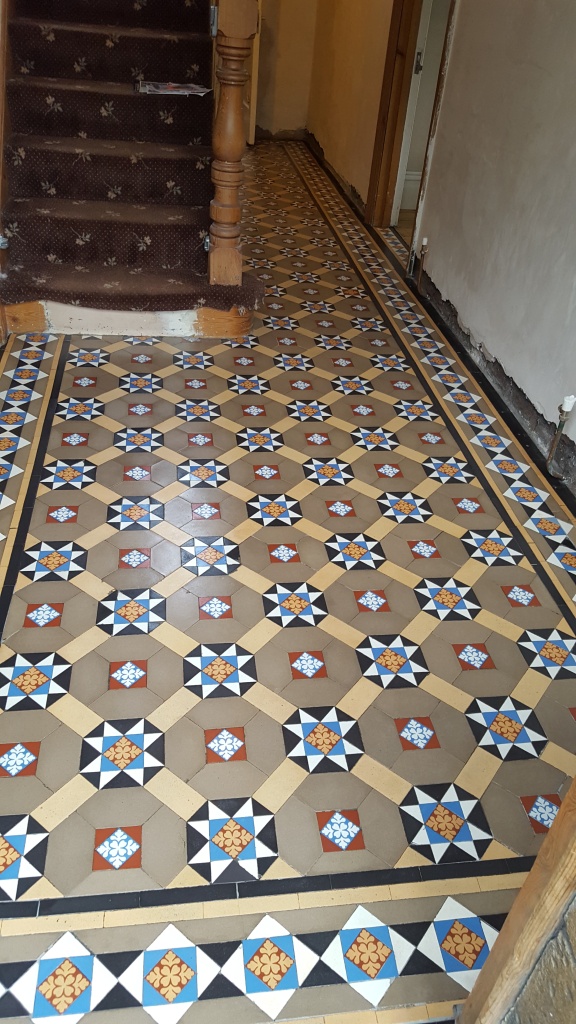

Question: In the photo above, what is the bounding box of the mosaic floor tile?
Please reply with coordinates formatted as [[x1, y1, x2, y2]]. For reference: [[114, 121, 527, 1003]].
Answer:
[[318, 810, 364, 851], [198, 596, 232, 620], [465, 697, 548, 759], [184, 644, 257, 698], [41, 459, 97, 489], [289, 650, 326, 679], [181, 537, 241, 576], [109, 660, 147, 690], [303, 458, 353, 485], [0, 653, 71, 711], [518, 628, 576, 677], [325, 533, 386, 570], [0, 814, 48, 900], [520, 794, 561, 834], [93, 827, 142, 870], [396, 717, 440, 750], [283, 707, 364, 772], [177, 460, 229, 487], [56, 398, 105, 420], [415, 578, 481, 620], [187, 798, 278, 882], [247, 494, 302, 526], [107, 497, 164, 530], [0, 741, 40, 777], [399, 785, 493, 863], [20, 541, 88, 581], [177, 399, 221, 421], [96, 590, 166, 635], [205, 727, 246, 763], [263, 582, 328, 627], [356, 635, 428, 688], [378, 492, 432, 522], [80, 719, 165, 789]]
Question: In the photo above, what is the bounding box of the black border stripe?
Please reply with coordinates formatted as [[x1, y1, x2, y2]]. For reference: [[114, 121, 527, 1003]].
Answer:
[[0, 854, 534, 919]]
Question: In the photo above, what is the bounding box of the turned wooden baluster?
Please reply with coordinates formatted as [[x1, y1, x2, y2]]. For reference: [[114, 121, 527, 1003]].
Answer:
[[209, 0, 258, 287]]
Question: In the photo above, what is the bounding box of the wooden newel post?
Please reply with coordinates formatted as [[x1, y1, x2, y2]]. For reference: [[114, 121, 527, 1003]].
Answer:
[[209, 0, 259, 287]]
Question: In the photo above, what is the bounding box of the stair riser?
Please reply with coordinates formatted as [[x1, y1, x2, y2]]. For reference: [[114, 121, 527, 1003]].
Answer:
[[6, 213, 211, 273], [10, 23, 212, 87], [13, 0, 210, 33], [8, 82, 213, 145], [6, 145, 213, 206]]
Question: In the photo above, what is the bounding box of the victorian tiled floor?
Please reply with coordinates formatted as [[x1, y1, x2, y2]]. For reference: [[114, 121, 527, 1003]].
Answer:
[[0, 142, 575, 1023]]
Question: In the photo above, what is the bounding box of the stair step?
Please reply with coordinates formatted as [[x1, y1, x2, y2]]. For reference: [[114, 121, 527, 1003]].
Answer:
[[10, 18, 212, 86], [12, 0, 210, 33], [5, 197, 210, 272], [0, 263, 263, 314], [7, 77, 213, 145], [6, 134, 212, 206]]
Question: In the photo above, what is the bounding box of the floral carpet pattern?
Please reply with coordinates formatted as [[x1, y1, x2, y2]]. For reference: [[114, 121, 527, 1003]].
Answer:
[[0, 142, 574, 1022]]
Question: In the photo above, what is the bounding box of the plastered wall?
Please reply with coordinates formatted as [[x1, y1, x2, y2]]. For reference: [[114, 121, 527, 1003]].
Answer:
[[418, 0, 576, 441], [256, 0, 394, 205], [256, 0, 318, 136], [308, 0, 394, 204]]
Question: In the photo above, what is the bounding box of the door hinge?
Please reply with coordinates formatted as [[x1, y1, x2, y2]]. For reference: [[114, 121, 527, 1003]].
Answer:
[[210, 4, 218, 37], [414, 50, 424, 75]]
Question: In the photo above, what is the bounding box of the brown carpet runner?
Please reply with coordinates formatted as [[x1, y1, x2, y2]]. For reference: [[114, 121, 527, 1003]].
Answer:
[[1, 0, 262, 313]]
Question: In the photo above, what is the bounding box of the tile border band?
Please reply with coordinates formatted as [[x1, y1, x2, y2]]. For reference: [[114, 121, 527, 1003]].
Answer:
[[0, 857, 534, 921]]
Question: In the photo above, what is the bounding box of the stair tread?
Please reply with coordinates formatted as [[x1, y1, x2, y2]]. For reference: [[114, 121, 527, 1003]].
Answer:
[[9, 133, 211, 160], [7, 197, 208, 225], [10, 16, 210, 42], [9, 75, 213, 97]]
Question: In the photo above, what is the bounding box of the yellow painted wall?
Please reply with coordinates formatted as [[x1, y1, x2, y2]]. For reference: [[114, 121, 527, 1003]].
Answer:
[[257, 0, 319, 136], [308, 0, 394, 203]]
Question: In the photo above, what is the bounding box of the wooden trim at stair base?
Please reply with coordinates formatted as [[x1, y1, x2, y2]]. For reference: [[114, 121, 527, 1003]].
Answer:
[[4, 301, 48, 335], [1, 300, 253, 340]]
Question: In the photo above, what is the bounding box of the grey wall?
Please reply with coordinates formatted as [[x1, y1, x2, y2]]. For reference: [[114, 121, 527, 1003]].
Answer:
[[418, 0, 576, 443], [502, 896, 576, 1024]]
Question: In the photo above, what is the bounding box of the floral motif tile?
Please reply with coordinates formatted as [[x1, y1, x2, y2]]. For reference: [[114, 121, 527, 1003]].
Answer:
[[318, 810, 364, 851], [93, 826, 142, 870]]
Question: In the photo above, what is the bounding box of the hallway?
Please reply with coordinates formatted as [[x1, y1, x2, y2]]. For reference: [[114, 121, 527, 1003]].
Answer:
[[0, 142, 574, 1023]]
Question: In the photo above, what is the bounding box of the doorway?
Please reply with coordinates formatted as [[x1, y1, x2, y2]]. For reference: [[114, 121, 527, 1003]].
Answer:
[[366, 0, 454, 250]]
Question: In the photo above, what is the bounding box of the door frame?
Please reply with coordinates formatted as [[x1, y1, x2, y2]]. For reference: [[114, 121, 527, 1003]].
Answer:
[[366, 0, 423, 227]]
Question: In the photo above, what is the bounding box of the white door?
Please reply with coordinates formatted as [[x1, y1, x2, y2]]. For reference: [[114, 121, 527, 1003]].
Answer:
[[390, 0, 433, 225]]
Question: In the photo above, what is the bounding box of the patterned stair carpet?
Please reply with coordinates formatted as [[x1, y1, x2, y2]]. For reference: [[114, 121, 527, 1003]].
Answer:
[[1, 0, 261, 312], [0, 142, 574, 1023]]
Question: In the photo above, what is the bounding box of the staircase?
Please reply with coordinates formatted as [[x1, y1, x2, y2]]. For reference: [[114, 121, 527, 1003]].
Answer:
[[0, 0, 262, 330]]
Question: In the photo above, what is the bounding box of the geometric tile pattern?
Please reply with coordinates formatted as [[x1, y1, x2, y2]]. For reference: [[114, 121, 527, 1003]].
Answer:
[[186, 798, 278, 883], [0, 145, 573, 1003], [283, 707, 364, 772], [465, 697, 548, 759], [399, 784, 493, 863], [79, 720, 165, 789], [0, 814, 49, 901]]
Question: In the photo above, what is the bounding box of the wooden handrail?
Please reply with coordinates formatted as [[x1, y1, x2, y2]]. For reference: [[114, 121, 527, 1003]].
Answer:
[[209, 0, 258, 287], [458, 773, 576, 1023]]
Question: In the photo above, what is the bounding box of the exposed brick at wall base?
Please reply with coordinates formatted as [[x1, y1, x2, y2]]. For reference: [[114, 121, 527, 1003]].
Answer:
[[416, 269, 576, 498], [502, 896, 576, 1024]]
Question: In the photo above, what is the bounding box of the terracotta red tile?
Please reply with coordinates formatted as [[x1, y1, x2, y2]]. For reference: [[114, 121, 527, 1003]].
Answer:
[[62, 432, 89, 446], [24, 602, 64, 628], [290, 380, 313, 390], [109, 660, 148, 689], [0, 741, 41, 777], [131, 354, 152, 364], [317, 809, 364, 852], [453, 643, 495, 670], [289, 651, 327, 679], [123, 465, 151, 481], [306, 433, 331, 446], [502, 584, 540, 608], [351, 405, 375, 416], [408, 539, 440, 559], [355, 590, 389, 613], [72, 376, 97, 387], [188, 433, 213, 447], [118, 548, 151, 569], [198, 595, 233, 620], [418, 431, 445, 445], [326, 499, 356, 518], [93, 825, 142, 870], [453, 496, 485, 514], [254, 464, 280, 480], [191, 502, 221, 520], [234, 356, 255, 366], [375, 463, 403, 480], [395, 717, 440, 750], [242, 404, 266, 417], [268, 542, 300, 563], [185, 379, 207, 390], [520, 794, 562, 835], [205, 727, 246, 763], [128, 403, 153, 416], [46, 505, 79, 524]]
